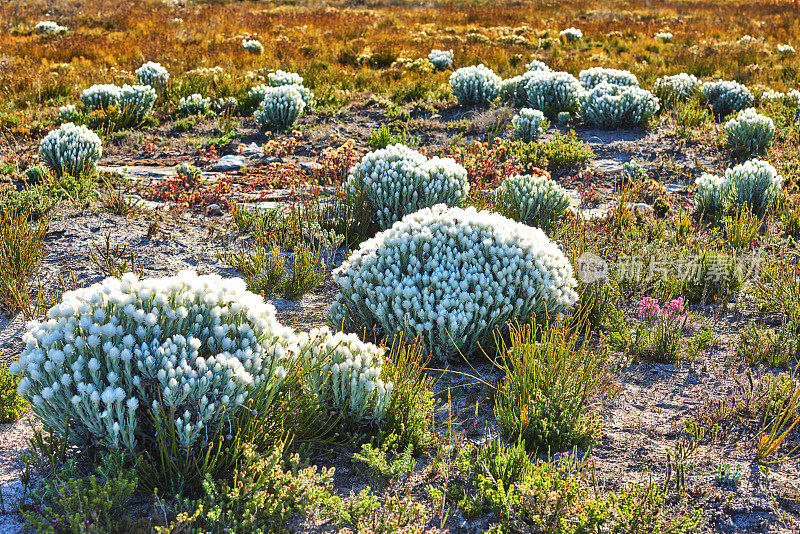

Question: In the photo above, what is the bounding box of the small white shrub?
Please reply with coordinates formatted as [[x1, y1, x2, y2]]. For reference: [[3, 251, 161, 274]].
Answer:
[[560, 27, 583, 42], [136, 62, 170, 92], [254, 85, 306, 129], [761, 89, 800, 108], [702, 80, 754, 117], [579, 67, 639, 89], [580, 82, 660, 129], [500, 70, 545, 106], [495, 172, 570, 229], [59, 104, 79, 123], [655, 31, 673, 42], [524, 71, 582, 116], [778, 44, 796, 56], [653, 73, 700, 105], [242, 38, 264, 54], [724, 107, 775, 157], [346, 144, 469, 229], [35, 21, 68, 35], [525, 60, 551, 72], [329, 205, 579, 359], [695, 173, 731, 214], [428, 49, 454, 71], [695, 158, 783, 214], [39, 123, 102, 178], [213, 96, 239, 115], [512, 108, 549, 141], [449, 64, 501, 105], [178, 93, 211, 116], [268, 70, 315, 107], [622, 159, 648, 181]]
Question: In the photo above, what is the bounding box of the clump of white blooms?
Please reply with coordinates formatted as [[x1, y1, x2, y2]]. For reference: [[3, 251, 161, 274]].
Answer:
[[653, 73, 700, 105], [778, 44, 796, 56], [512, 108, 549, 141], [761, 89, 800, 108], [495, 172, 570, 229], [724, 107, 775, 156], [622, 159, 648, 182], [242, 38, 264, 55], [136, 62, 170, 93], [695, 159, 783, 214], [449, 65, 502, 105], [579, 67, 639, 89], [500, 70, 548, 106], [702, 80, 754, 117], [59, 104, 79, 123], [39, 123, 102, 178], [178, 94, 211, 116], [428, 49, 454, 71], [299, 328, 392, 423], [526, 60, 551, 72], [392, 57, 433, 74], [79, 84, 158, 126], [524, 71, 582, 116], [560, 27, 583, 42], [346, 144, 469, 229], [655, 31, 673, 42], [268, 70, 315, 108], [35, 21, 68, 35], [254, 85, 306, 130], [329, 205, 578, 360], [580, 82, 660, 129], [213, 96, 239, 115], [10, 271, 395, 454]]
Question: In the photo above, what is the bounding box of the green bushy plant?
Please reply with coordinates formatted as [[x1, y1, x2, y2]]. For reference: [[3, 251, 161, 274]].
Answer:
[[0, 359, 27, 422], [495, 171, 570, 230]]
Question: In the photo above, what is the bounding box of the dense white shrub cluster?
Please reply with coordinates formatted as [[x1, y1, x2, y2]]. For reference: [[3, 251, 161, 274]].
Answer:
[[10, 272, 393, 454], [526, 60, 551, 72], [449, 65, 501, 105], [702, 80, 754, 117], [346, 144, 469, 229], [580, 83, 660, 129], [267, 70, 315, 107], [39, 123, 102, 178], [512, 108, 549, 141], [655, 31, 673, 42], [242, 38, 264, 54], [778, 44, 796, 56], [428, 49, 454, 71], [392, 57, 433, 74], [329, 205, 579, 359], [579, 67, 639, 89], [622, 159, 648, 181], [499, 70, 544, 106], [724, 107, 775, 156], [136, 62, 170, 92], [35, 21, 68, 35], [761, 89, 800, 108], [178, 93, 211, 115], [695, 159, 783, 214], [560, 27, 583, 42], [59, 104, 79, 123], [299, 328, 392, 423], [254, 85, 306, 129], [653, 73, 700, 105], [495, 172, 570, 229], [524, 71, 582, 116]]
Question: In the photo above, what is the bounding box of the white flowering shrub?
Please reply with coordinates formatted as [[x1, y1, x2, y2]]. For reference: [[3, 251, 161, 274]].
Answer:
[[560, 27, 583, 42], [512, 108, 549, 141], [35, 21, 68, 35], [580, 83, 660, 129], [761, 89, 800, 108], [299, 328, 392, 423], [242, 38, 264, 54], [724, 107, 775, 157], [778, 44, 796, 56], [526, 60, 551, 72], [500, 71, 543, 106], [428, 49, 454, 71], [329, 205, 579, 359], [346, 144, 469, 229], [39, 123, 102, 178], [524, 71, 582, 117], [136, 62, 170, 92], [702, 80, 754, 118], [213, 96, 239, 115], [495, 172, 570, 229], [655, 31, 673, 42], [579, 67, 639, 89], [81, 84, 123, 110], [653, 73, 700, 106], [178, 93, 211, 116], [268, 71, 315, 107], [10, 272, 395, 455], [80, 84, 157, 127], [59, 104, 79, 123], [254, 85, 306, 129], [695, 159, 783, 215], [449, 65, 501, 105], [622, 159, 648, 181]]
